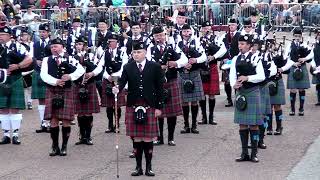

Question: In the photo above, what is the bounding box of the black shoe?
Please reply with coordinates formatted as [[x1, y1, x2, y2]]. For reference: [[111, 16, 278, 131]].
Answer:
[[131, 168, 143, 176], [105, 128, 115, 133], [49, 146, 60, 156], [180, 127, 190, 134], [0, 136, 11, 144], [191, 128, 199, 134], [274, 127, 283, 135], [71, 121, 76, 125], [289, 111, 295, 116], [75, 138, 87, 145], [168, 141, 176, 146], [27, 102, 33, 110], [315, 102, 320, 106], [153, 140, 164, 146], [86, 138, 93, 145], [12, 136, 21, 145], [145, 169, 155, 176], [251, 156, 259, 163], [266, 130, 273, 135], [198, 119, 207, 125], [35, 126, 47, 133], [60, 145, 67, 156], [258, 142, 267, 149], [298, 110, 304, 116], [235, 154, 250, 162], [225, 100, 233, 107], [209, 120, 218, 125], [129, 151, 135, 158]]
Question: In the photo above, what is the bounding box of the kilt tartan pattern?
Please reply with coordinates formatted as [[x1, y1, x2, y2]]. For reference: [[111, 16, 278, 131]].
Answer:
[[74, 82, 100, 115], [125, 100, 158, 138], [311, 74, 320, 84], [31, 71, 46, 99], [203, 63, 220, 95], [287, 65, 311, 89], [178, 70, 205, 103], [270, 78, 286, 105], [101, 79, 126, 107], [259, 83, 271, 116], [159, 78, 183, 118], [234, 86, 263, 126], [44, 86, 75, 121], [0, 75, 25, 109]]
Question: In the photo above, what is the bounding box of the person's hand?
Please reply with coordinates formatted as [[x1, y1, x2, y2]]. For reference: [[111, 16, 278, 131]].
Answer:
[[107, 76, 113, 82], [8, 64, 19, 73], [294, 62, 301, 67], [278, 68, 283, 73], [155, 109, 162, 117], [61, 74, 71, 81], [84, 72, 94, 80], [122, 32, 128, 39], [161, 65, 168, 70], [168, 61, 177, 68], [185, 63, 192, 70], [208, 55, 215, 62], [233, 82, 242, 89], [189, 58, 197, 64], [56, 79, 65, 87], [112, 86, 119, 95], [237, 76, 248, 84], [298, 58, 305, 64]]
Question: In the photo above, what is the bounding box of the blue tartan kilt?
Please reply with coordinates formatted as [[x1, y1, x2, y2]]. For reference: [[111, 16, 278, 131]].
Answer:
[[259, 83, 271, 116], [31, 71, 46, 99], [311, 74, 320, 84], [234, 86, 263, 126], [178, 70, 205, 103], [0, 74, 25, 109], [287, 65, 310, 89], [270, 78, 286, 105]]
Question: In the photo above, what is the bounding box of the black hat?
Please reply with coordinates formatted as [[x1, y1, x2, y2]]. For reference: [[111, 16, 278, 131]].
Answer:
[[131, 21, 140, 27], [250, 10, 259, 17], [243, 18, 251, 26], [178, 11, 186, 17], [132, 41, 146, 50], [201, 21, 211, 27], [293, 28, 302, 35], [228, 18, 238, 24], [109, 33, 118, 40], [20, 26, 29, 34], [73, 17, 81, 23], [121, 16, 131, 23], [39, 23, 50, 31], [0, 26, 12, 34], [75, 36, 87, 44], [181, 24, 191, 30], [253, 38, 262, 45], [98, 18, 108, 24], [239, 34, 253, 44], [51, 38, 64, 46], [152, 26, 164, 35]]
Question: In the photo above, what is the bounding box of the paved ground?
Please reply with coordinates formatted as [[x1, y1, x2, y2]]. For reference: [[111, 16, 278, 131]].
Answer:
[[1, 32, 320, 180]]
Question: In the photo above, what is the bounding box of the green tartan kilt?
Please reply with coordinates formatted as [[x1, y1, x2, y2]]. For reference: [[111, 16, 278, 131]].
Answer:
[[270, 78, 286, 105], [234, 86, 263, 126], [31, 72, 46, 99], [287, 65, 310, 89], [0, 74, 25, 109], [311, 74, 320, 84], [259, 83, 271, 116]]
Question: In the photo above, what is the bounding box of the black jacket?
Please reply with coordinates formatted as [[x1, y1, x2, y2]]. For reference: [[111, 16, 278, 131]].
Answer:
[[118, 60, 165, 109]]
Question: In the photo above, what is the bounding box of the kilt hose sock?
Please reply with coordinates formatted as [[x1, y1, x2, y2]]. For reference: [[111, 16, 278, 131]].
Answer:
[[85, 116, 93, 140], [250, 130, 259, 158], [191, 105, 199, 129], [208, 98, 215, 122], [50, 127, 59, 148], [290, 92, 297, 112], [157, 118, 164, 142], [299, 90, 306, 111], [258, 123, 265, 146], [143, 142, 154, 172], [38, 105, 46, 127], [77, 116, 86, 141], [275, 110, 283, 131], [0, 115, 10, 137], [106, 107, 114, 130], [116, 108, 121, 127], [199, 98, 207, 122], [317, 84, 320, 103], [182, 106, 190, 128], [62, 126, 71, 148], [224, 83, 232, 101], [10, 114, 22, 137], [133, 142, 143, 169], [239, 129, 249, 156], [266, 113, 273, 131], [167, 117, 177, 141]]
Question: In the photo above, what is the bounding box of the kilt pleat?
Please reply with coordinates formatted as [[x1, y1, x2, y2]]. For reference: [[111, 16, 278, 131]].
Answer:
[[159, 78, 183, 118], [74, 82, 100, 115], [44, 86, 75, 121], [203, 64, 220, 95], [101, 79, 126, 107], [125, 101, 158, 138], [0, 75, 25, 109], [287, 65, 310, 89], [178, 70, 205, 103], [270, 78, 286, 105], [259, 83, 271, 115], [31, 71, 46, 99], [234, 86, 263, 126]]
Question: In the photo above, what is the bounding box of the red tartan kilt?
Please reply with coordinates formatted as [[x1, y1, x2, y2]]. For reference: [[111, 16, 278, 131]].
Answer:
[[203, 63, 220, 95], [125, 100, 158, 138], [159, 78, 182, 118], [44, 86, 75, 121], [101, 79, 126, 107], [74, 82, 100, 115]]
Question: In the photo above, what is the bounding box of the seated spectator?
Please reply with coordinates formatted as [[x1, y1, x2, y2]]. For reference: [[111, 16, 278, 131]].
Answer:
[[22, 5, 39, 24]]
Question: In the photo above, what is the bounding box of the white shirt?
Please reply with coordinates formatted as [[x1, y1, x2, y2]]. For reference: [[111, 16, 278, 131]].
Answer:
[[178, 38, 207, 64]]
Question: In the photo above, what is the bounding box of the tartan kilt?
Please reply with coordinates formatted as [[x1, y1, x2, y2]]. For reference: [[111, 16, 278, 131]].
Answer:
[[0, 75, 25, 109], [159, 78, 183, 118], [259, 83, 271, 116], [203, 63, 220, 95], [125, 101, 158, 138], [178, 70, 205, 103], [101, 79, 126, 107], [221, 70, 230, 83], [74, 82, 100, 115], [44, 86, 75, 121], [287, 65, 311, 89], [311, 74, 320, 84], [270, 78, 286, 105], [234, 86, 263, 126], [31, 71, 46, 99]]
